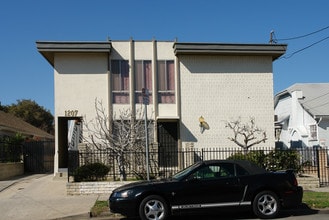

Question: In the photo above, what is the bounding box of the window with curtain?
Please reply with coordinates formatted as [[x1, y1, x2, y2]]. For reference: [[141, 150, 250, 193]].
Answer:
[[310, 124, 317, 140], [158, 60, 175, 103], [135, 60, 152, 104], [111, 60, 129, 104]]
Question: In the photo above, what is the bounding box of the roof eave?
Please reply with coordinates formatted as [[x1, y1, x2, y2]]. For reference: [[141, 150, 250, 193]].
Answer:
[[173, 42, 287, 60], [36, 41, 112, 66]]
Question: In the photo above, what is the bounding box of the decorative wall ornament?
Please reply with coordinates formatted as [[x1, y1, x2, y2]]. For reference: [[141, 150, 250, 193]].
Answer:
[[199, 116, 210, 134]]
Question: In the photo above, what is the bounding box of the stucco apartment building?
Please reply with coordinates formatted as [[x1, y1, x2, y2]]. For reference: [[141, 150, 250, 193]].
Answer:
[[37, 39, 286, 175]]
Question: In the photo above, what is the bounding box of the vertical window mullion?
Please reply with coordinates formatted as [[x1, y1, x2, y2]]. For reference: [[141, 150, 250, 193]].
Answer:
[[164, 61, 168, 90]]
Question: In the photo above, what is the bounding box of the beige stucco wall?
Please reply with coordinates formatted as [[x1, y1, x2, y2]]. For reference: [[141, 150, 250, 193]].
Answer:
[[179, 55, 275, 149], [54, 53, 109, 117], [53, 53, 109, 173]]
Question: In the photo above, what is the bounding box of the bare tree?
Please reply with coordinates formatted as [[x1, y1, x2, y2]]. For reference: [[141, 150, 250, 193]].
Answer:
[[225, 117, 267, 153], [84, 98, 151, 180]]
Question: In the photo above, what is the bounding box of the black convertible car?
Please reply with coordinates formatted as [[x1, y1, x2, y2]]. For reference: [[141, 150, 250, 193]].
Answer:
[[109, 160, 303, 220]]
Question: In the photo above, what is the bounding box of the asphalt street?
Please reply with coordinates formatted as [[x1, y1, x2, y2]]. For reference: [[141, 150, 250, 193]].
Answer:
[[0, 174, 328, 220]]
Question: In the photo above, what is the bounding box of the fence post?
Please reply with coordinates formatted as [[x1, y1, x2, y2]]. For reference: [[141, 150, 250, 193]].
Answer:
[[318, 149, 328, 186]]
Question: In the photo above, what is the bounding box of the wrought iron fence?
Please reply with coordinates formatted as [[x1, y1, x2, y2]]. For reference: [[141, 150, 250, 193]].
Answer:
[[0, 140, 55, 173], [68, 145, 329, 186], [0, 141, 23, 163]]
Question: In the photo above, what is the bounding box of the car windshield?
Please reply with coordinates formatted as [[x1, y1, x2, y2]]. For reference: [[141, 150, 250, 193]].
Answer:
[[171, 162, 202, 180]]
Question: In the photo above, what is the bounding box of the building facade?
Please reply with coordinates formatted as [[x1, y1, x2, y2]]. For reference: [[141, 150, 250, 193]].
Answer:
[[275, 83, 329, 149], [37, 39, 286, 174]]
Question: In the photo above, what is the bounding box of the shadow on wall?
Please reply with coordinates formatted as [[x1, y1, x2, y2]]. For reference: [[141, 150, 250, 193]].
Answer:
[[180, 122, 197, 143], [179, 56, 271, 74]]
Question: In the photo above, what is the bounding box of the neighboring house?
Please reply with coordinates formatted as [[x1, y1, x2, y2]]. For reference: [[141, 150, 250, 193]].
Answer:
[[0, 110, 54, 140], [274, 83, 329, 149], [36, 39, 286, 175]]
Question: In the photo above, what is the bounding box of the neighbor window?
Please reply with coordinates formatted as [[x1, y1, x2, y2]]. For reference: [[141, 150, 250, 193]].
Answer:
[[158, 60, 175, 103], [111, 60, 130, 104], [135, 60, 152, 104], [310, 124, 317, 140]]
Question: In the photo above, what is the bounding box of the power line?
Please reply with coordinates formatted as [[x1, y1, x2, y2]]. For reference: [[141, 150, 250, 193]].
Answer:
[[281, 35, 329, 59], [275, 25, 329, 41], [302, 91, 329, 105], [270, 25, 329, 59]]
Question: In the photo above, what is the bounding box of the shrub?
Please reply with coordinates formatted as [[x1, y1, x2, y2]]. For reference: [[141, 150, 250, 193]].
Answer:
[[228, 149, 302, 172], [73, 162, 110, 182], [265, 150, 301, 172], [228, 150, 266, 169]]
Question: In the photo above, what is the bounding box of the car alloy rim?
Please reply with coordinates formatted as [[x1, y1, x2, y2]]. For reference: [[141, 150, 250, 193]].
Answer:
[[144, 199, 165, 220], [257, 194, 277, 215]]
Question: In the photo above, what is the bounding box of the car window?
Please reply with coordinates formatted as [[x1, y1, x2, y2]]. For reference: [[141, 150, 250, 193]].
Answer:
[[188, 163, 235, 180]]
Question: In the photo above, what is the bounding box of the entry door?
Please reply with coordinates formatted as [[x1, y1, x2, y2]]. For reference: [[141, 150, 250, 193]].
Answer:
[[157, 121, 178, 167]]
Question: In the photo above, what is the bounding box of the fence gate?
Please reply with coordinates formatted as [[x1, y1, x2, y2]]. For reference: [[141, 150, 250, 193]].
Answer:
[[23, 141, 55, 173]]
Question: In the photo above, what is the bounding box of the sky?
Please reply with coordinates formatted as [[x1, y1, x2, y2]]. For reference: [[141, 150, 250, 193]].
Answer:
[[1, 0, 329, 115]]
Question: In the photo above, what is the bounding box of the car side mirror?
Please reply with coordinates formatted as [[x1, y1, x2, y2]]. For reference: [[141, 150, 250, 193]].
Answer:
[[186, 176, 199, 182]]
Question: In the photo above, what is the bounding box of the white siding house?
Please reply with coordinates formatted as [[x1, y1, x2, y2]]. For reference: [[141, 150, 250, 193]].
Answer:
[[274, 83, 329, 149], [37, 39, 286, 175]]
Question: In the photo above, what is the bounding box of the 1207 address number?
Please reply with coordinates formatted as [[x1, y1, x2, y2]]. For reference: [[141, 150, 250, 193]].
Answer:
[[65, 110, 78, 117]]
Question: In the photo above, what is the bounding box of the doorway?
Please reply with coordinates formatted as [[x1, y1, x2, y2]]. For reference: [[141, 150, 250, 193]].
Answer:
[[57, 117, 82, 169], [157, 121, 179, 167]]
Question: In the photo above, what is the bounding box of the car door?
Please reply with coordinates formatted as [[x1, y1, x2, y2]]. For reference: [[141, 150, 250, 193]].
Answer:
[[172, 162, 245, 208]]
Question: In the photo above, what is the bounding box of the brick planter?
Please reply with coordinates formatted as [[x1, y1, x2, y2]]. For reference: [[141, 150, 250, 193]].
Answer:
[[66, 181, 133, 195]]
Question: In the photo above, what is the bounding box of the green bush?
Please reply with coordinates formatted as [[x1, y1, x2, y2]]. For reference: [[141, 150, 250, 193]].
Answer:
[[228, 149, 302, 172], [73, 162, 110, 182], [265, 150, 301, 172], [228, 150, 266, 167]]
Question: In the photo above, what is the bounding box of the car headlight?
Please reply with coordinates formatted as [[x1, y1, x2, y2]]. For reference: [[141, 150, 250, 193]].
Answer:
[[114, 190, 133, 198]]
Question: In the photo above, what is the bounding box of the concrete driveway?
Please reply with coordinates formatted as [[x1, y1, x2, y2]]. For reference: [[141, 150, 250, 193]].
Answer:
[[0, 174, 101, 220]]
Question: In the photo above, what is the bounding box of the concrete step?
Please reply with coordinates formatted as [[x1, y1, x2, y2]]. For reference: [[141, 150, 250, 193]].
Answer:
[[297, 175, 320, 190]]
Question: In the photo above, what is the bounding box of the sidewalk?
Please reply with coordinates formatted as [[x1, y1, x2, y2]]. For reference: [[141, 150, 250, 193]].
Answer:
[[0, 174, 108, 220]]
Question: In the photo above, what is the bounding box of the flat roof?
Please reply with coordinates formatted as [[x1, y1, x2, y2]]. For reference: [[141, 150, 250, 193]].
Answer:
[[173, 42, 287, 60], [36, 41, 112, 66], [36, 40, 287, 66]]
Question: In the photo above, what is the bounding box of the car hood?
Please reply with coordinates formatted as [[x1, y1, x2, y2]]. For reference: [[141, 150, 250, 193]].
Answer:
[[113, 178, 175, 192]]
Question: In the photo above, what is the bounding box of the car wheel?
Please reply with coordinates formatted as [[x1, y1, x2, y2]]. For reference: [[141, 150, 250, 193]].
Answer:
[[252, 190, 280, 219], [139, 195, 168, 220]]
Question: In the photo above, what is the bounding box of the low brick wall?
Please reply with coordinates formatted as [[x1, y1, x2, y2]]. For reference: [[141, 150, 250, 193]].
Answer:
[[67, 181, 133, 195], [0, 163, 24, 180]]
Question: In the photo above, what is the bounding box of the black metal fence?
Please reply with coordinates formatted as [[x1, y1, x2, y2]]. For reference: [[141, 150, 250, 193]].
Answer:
[[23, 141, 55, 173], [0, 141, 23, 163], [68, 146, 329, 186], [0, 140, 55, 173]]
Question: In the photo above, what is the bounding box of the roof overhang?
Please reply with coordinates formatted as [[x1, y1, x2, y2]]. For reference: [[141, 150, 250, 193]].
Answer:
[[36, 41, 112, 66], [173, 42, 287, 60]]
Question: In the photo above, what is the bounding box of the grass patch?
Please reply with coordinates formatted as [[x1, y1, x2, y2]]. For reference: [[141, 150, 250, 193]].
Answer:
[[90, 200, 109, 217], [303, 191, 329, 209]]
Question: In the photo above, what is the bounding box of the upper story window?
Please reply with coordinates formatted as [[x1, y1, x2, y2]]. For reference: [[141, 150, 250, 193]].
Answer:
[[310, 124, 317, 140], [158, 60, 175, 103], [111, 60, 129, 104], [135, 60, 152, 104]]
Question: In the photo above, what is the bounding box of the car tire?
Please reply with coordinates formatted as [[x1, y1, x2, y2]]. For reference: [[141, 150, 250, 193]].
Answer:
[[139, 195, 169, 220], [252, 190, 280, 219]]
